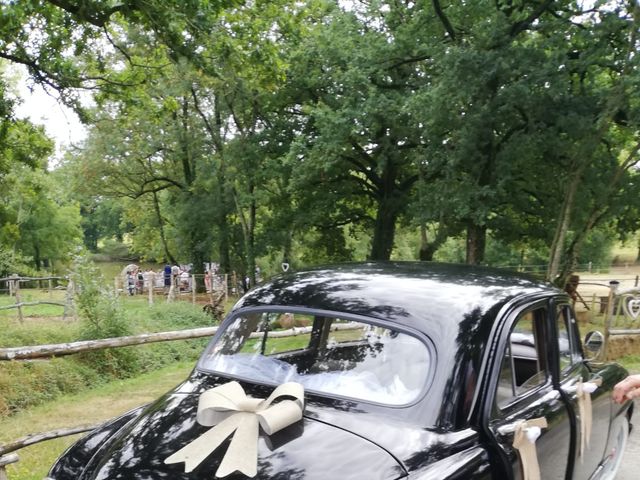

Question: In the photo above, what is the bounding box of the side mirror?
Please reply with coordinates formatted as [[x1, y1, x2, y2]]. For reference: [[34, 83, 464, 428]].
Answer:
[[583, 330, 605, 361]]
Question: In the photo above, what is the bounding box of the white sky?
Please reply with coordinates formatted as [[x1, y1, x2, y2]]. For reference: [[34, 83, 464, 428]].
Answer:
[[11, 65, 87, 163]]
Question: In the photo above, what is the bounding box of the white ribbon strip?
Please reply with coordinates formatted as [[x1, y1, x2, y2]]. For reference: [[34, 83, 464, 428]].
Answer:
[[513, 417, 548, 480], [165, 381, 305, 478], [576, 379, 600, 459]]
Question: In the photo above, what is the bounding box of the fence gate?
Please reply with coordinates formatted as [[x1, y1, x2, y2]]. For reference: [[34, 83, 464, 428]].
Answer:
[[604, 281, 640, 358]]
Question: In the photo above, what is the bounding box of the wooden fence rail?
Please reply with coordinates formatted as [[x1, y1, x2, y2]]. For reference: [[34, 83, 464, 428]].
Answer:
[[0, 425, 98, 457], [0, 453, 18, 480], [0, 326, 220, 361], [0, 301, 66, 311], [0, 275, 73, 323], [0, 322, 361, 361], [0, 276, 65, 283]]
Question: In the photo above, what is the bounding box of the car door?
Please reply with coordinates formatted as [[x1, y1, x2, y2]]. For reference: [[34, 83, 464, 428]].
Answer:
[[485, 302, 573, 480], [554, 301, 609, 479]]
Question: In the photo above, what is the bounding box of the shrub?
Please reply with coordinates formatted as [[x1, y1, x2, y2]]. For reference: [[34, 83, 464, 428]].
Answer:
[[71, 252, 139, 377]]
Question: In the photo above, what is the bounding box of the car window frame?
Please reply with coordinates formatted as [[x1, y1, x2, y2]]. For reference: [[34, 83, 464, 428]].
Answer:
[[551, 299, 585, 379], [196, 306, 437, 409], [490, 301, 553, 413]]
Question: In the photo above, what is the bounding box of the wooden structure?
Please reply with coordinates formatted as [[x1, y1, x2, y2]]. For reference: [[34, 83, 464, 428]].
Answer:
[[0, 275, 73, 322]]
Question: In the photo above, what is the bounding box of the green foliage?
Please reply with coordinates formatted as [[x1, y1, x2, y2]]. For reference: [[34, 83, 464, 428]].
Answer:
[[146, 302, 213, 330], [575, 228, 615, 267], [70, 252, 139, 376], [0, 359, 101, 416], [3, 0, 640, 280], [0, 247, 36, 278]]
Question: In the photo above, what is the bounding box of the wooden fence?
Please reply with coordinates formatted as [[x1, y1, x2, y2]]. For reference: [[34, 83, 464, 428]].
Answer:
[[0, 275, 74, 322], [113, 272, 234, 306]]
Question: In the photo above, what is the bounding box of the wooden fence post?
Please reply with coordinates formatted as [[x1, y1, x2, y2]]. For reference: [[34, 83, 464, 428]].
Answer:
[[148, 272, 154, 306], [604, 280, 619, 360], [0, 453, 19, 480], [12, 275, 23, 323], [63, 278, 75, 321], [167, 275, 176, 303], [191, 275, 197, 304], [48, 278, 53, 300]]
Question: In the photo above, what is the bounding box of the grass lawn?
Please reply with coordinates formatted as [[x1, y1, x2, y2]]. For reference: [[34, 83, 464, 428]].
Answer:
[[0, 361, 193, 480]]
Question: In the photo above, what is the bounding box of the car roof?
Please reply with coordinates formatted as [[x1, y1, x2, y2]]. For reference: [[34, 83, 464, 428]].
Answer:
[[235, 261, 557, 337], [232, 261, 561, 428]]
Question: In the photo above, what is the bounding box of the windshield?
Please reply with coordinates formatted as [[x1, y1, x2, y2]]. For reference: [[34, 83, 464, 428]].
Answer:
[[199, 310, 431, 405]]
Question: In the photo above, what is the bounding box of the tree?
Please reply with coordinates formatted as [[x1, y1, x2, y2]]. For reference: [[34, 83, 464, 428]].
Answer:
[[283, 2, 437, 260]]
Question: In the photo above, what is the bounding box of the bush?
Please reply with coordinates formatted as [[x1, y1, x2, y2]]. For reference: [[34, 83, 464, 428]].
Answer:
[[71, 253, 139, 377], [146, 302, 214, 330]]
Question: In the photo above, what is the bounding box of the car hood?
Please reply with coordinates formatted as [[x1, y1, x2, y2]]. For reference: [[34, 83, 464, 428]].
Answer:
[[75, 392, 406, 480]]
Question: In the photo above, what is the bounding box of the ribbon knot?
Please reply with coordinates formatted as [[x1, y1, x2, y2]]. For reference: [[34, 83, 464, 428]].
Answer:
[[165, 381, 305, 478], [513, 417, 548, 480]]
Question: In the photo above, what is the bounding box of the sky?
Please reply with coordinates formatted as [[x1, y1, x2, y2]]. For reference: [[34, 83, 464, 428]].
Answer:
[[12, 65, 87, 163]]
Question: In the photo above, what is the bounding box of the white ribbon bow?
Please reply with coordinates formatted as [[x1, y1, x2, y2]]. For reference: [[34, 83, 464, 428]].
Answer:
[[512, 417, 548, 480], [165, 381, 305, 478]]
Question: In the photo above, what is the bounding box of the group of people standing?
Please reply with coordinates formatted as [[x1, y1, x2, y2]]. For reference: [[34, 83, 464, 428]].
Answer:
[[162, 264, 192, 292], [124, 264, 192, 295]]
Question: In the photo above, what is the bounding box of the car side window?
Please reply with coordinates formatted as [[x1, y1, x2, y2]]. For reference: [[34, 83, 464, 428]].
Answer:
[[496, 308, 548, 408], [556, 305, 582, 373]]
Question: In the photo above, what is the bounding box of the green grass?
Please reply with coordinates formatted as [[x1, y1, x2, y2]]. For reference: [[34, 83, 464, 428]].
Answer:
[[0, 290, 68, 319], [617, 355, 640, 374], [0, 361, 193, 480]]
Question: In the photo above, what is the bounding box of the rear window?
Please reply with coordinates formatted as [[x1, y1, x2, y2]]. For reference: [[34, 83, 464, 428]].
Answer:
[[199, 310, 430, 405]]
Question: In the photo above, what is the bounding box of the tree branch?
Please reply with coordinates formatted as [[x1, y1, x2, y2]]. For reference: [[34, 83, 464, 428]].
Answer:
[[432, 0, 457, 41], [510, 0, 555, 37], [45, 0, 128, 27]]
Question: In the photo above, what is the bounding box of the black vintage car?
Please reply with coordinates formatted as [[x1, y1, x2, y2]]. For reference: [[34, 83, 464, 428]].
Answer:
[[48, 263, 632, 480]]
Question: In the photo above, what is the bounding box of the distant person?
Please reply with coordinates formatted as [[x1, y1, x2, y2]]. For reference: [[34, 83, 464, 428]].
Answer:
[[163, 265, 171, 291], [180, 269, 190, 291], [204, 267, 212, 292], [126, 271, 136, 296], [171, 265, 180, 290], [136, 270, 144, 294]]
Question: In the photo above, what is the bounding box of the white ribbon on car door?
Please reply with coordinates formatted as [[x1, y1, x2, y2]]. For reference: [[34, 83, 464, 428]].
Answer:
[[512, 417, 548, 480], [563, 378, 601, 459], [576, 379, 601, 459]]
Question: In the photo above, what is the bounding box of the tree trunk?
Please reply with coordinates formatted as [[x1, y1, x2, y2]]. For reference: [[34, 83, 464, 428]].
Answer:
[[466, 223, 487, 265], [419, 222, 430, 261], [152, 191, 177, 264], [233, 182, 256, 287], [216, 182, 231, 274], [546, 165, 582, 282], [419, 222, 449, 261], [34, 243, 41, 270], [369, 198, 398, 261]]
